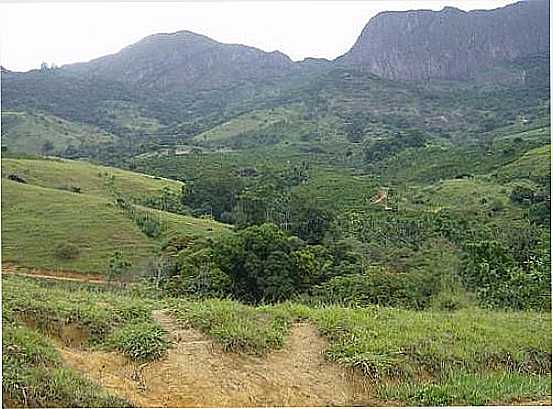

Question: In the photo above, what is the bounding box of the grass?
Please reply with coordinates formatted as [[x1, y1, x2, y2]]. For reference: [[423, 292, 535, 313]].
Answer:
[[400, 177, 520, 218], [105, 321, 169, 361], [0, 111, 116, 155], [2, 323, 132, 407], [137, 205, 230, 239], [378, 372, 551, 406], [169, 298, 294, 353], [1, 161, 228, 273], [2, 275, 156, 343], [497, 144, 551, 182], [1, 157, 183, 200], [1, 180, 158, 273], [3, 276, 551, 406], [311, 306, 551, 378], [168, 298, 551, 382], [192, 106, 299, 144]]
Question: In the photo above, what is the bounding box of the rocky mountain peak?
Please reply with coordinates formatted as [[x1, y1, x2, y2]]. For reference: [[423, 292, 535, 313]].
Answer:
[[337, 0, 549, 81]]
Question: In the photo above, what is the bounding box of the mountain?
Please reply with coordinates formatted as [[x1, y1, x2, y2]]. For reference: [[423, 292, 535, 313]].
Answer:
[[1, 1, 550, 158], [64, 30, 295, 91], [337, 0, 549, 80], [1, 66, 10, 73]]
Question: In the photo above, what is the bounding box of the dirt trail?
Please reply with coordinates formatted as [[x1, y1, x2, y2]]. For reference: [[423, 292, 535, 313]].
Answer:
[[59, 310, 373, 407], [2, 263, 106, 284]]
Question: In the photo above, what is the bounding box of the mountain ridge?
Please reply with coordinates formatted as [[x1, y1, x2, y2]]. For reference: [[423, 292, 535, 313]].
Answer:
[[63, 29, 296, 92]]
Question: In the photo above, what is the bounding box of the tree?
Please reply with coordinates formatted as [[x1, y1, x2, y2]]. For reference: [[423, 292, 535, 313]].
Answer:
[[183, 173, 243, 221], [288, 193, 335, 244], [214, 224, 304, 303]]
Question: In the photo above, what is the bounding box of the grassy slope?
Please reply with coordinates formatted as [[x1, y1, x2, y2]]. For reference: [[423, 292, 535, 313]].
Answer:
[[1, 158, 229, 273], [1, 180, 157, 272], [192, 107, 298, 144], [497, 144, 551, 182], [1, 157, 183, 200], [1, 111, 116, 155]]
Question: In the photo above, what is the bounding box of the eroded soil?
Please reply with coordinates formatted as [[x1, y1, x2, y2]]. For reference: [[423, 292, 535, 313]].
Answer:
[[58, 310, 373, 407]]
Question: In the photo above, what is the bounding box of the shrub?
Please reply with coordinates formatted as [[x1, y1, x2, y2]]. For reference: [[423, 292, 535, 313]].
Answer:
[[133, 212, 163, 238], [169, 247, 232, 298], [53, 242, 80, 260], [461, 241, 551, 310], [106, 251, 131, 283], [311, 269, 436, 309], [106, 321, 168, 361]]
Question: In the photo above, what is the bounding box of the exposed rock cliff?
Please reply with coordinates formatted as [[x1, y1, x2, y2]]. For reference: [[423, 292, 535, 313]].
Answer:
[[337, 0, 549, 80]]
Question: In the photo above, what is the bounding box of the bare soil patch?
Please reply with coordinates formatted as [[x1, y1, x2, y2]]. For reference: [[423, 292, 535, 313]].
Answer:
[[2, 263, 105, 284], [58, 310, 374, 407]]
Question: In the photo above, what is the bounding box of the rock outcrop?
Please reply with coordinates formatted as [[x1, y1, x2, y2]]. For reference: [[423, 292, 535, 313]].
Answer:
[[337, 0, 549, 80]]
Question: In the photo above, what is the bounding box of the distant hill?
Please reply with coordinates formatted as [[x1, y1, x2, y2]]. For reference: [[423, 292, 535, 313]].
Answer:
[[337, 0, 549, 81], [1, 111, 117, 155], [64, 30, 295, 92]]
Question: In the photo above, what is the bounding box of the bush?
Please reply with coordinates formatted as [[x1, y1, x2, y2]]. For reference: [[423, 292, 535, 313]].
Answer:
[[134, 212, 163, 238], [106, 251, 131, 283], [461, 241, 551, 310], [53, 242, 80, 260], [168, 247, 232, 298], [106, 321, 168, 361], [311, 269, 436, 309]]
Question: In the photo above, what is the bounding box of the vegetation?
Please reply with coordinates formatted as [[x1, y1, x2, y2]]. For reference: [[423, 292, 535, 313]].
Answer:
[[3, 324, 132, 408], [1, 159, 228, 273], [105, 321, 168, 361], [4, 275, 550, 406], [1, 38, 550, 408]]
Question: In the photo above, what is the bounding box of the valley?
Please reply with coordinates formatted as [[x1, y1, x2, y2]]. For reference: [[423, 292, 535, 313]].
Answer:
[[1, 0, 551, 407]]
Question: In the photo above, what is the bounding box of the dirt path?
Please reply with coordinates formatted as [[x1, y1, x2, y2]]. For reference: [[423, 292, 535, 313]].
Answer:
[[58, 310, 373, 407], [2, 263, 106, 284]]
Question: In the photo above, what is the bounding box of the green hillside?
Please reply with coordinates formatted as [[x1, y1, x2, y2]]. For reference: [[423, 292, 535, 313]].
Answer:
[[1, 180, 156, 272], [1, 111, 116, 155], [497, 144, 551, 182], [1, 159, 229, 273], [192, 106, 300, 145], [1, 157, 183, 200]]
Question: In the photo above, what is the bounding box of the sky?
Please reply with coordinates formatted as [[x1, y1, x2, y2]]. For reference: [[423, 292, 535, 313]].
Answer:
[[0, 1, 516, 72]]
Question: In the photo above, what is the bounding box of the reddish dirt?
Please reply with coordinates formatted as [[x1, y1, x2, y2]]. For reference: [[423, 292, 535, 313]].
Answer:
[[2, 263, 106, 284], [58, 310, 375, 407], [499, 398, 553, 406]]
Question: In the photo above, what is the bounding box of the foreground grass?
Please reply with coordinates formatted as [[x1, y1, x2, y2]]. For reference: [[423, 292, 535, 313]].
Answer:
[[378, 372, 551, 406], [3, 276, 551, 406], [3, 324, 132, 408], [168, 299, 295, 353], [2, 275, 165, 358], [309, 305, 551, 379]]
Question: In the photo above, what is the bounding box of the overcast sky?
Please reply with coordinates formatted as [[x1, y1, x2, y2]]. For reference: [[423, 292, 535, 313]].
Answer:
[[1, 1, 516, 72]]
